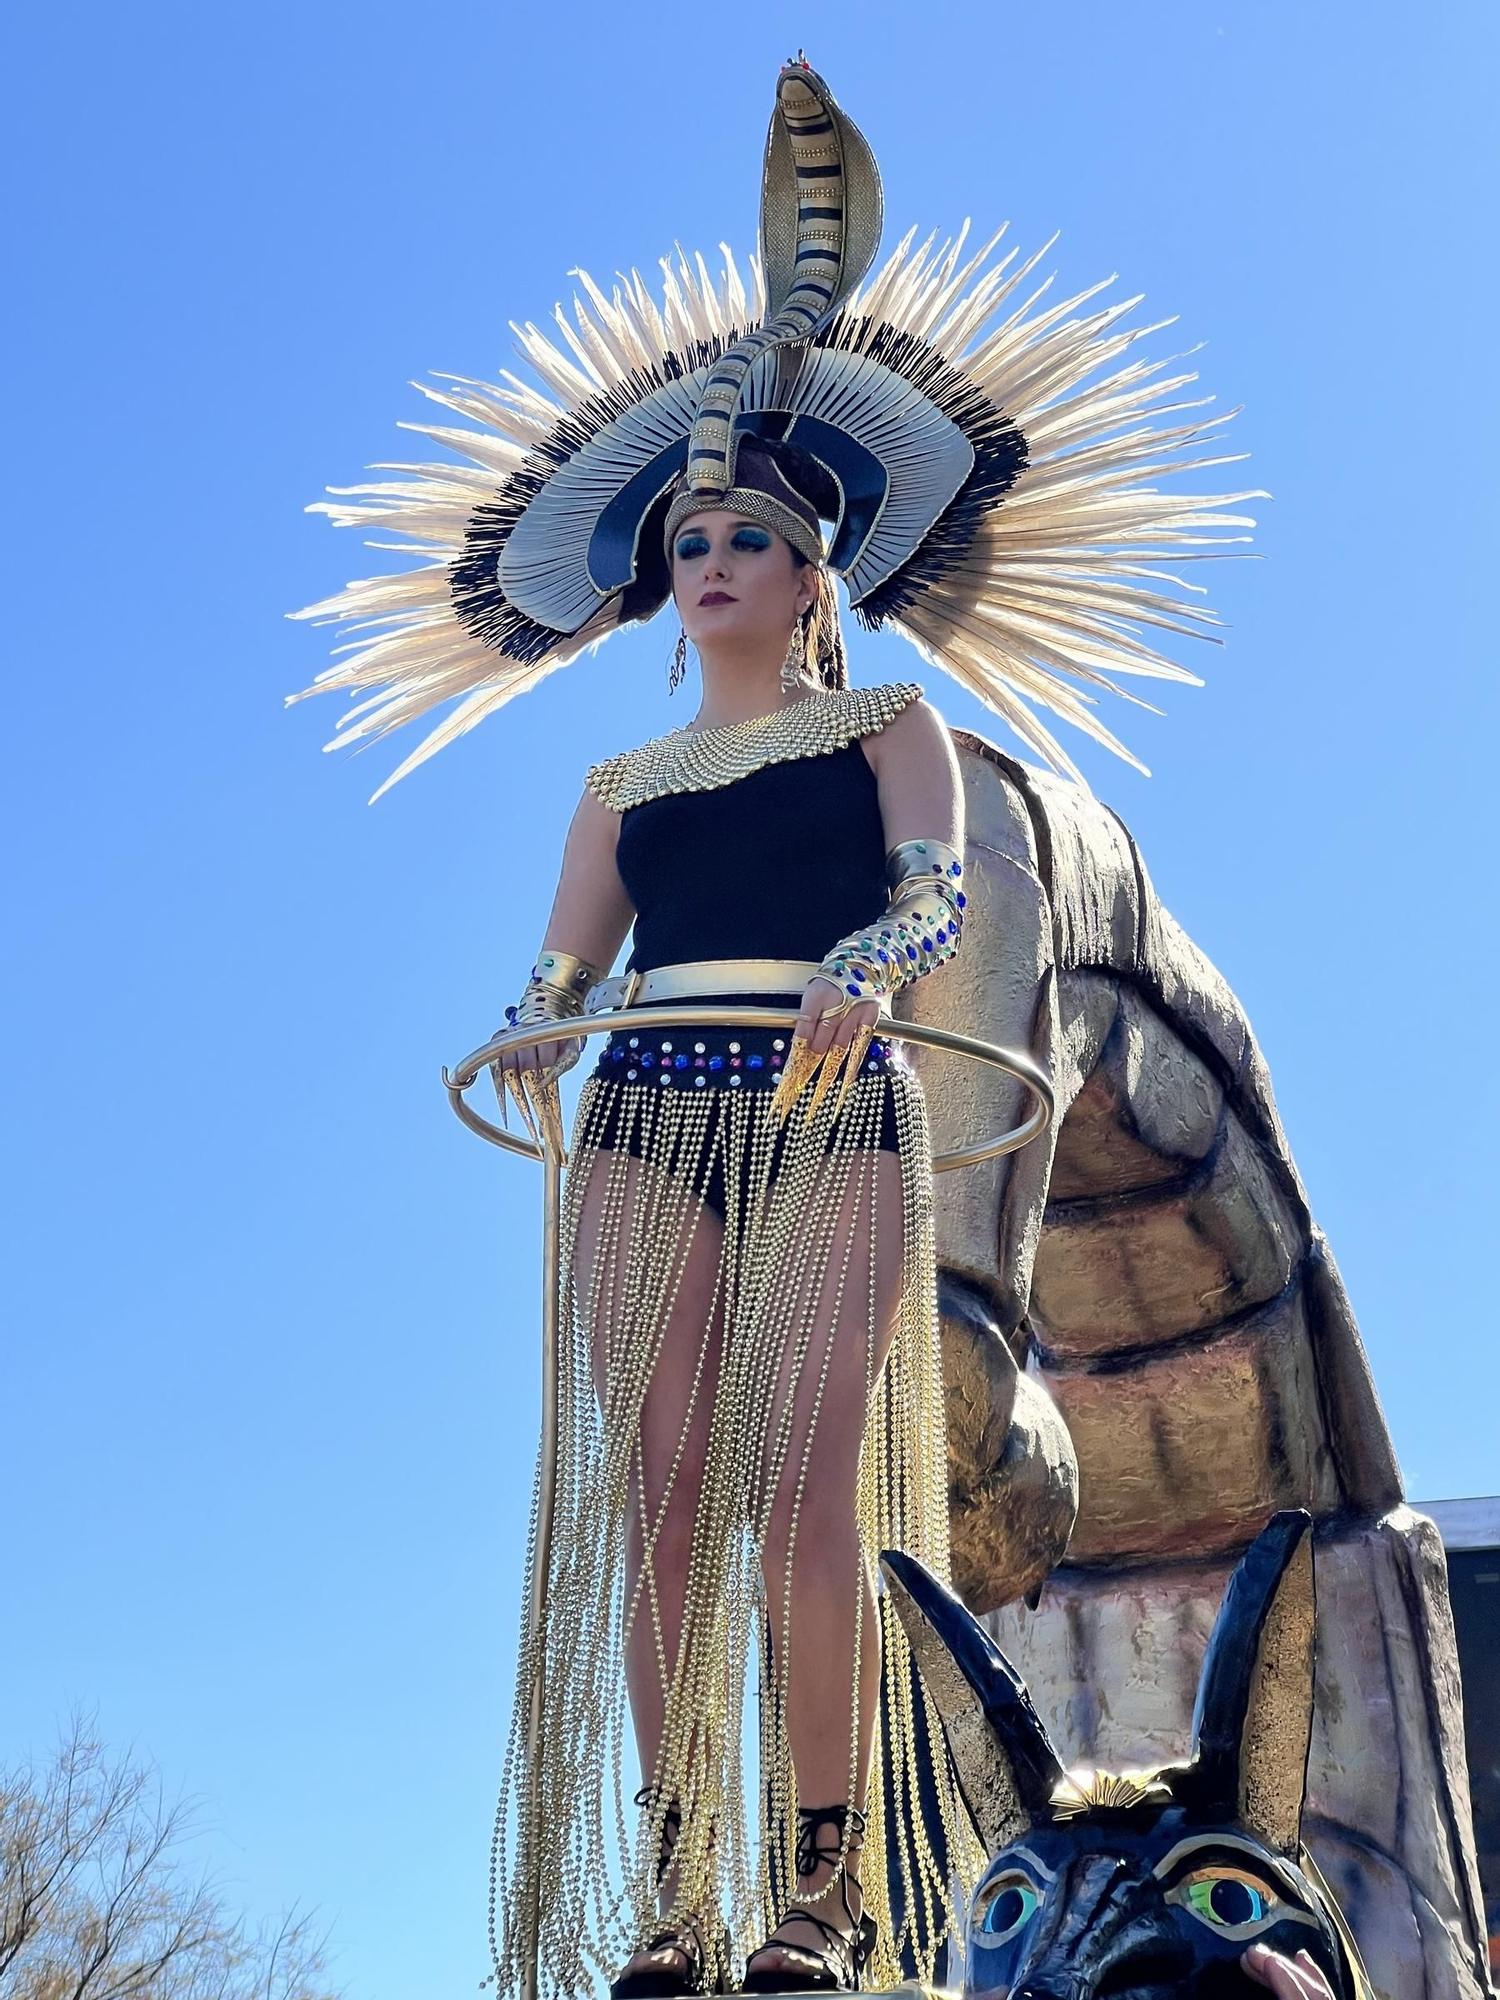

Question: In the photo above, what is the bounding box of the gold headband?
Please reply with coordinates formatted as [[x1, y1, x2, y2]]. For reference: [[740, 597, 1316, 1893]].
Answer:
[[663, 487, 826, 565]]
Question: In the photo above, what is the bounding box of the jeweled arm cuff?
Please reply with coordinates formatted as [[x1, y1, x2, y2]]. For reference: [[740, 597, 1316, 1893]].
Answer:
[[816, 839, 966, 1005]]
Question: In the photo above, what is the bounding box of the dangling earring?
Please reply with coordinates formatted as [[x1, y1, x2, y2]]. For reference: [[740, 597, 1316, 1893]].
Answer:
[[669, 627, 688, 694], [780, 608, 809, 693]]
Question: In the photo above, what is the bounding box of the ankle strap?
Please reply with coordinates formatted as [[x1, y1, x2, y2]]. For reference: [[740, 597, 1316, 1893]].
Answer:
[[633, 1784, 682, 1885], [633, 1782, 683, 1825], [794, 1801, 868, 1882]]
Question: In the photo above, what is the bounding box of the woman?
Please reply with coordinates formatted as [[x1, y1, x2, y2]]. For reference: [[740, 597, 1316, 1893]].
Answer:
[[290, 58, 1249, 2000], [491, 434, 968, 1997]]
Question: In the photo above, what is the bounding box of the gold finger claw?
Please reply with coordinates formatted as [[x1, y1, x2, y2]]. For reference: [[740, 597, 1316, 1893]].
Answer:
[[771, 1033, 823, 1123], [833, 1020, 876, 1118], [771, 1028, 875, 1126]]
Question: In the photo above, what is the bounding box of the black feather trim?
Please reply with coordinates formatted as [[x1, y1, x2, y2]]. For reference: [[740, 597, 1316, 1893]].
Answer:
[[449, 333, 745, 660], [447, 315, 1026, 658], [836, 318, 1028, 630]]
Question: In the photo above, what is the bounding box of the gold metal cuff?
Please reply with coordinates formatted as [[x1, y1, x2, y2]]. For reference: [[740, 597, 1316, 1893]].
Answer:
[[886, 837, 965, 897]]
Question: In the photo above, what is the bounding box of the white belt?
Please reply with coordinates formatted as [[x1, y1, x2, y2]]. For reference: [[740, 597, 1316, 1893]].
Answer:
[[585, 958, 820, 1014]]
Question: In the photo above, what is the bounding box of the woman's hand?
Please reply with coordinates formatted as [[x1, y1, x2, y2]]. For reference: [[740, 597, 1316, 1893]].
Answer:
[[489, 1030, 580, 1086], [771, 975, 882, 1123], [794, 974, 880, 1058], [1241, 1944, 1338, 2000], [488, 1027, 579, 1153]]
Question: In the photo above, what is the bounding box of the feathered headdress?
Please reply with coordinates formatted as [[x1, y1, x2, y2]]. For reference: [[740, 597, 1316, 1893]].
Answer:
[[289, 59, 1259, 799]]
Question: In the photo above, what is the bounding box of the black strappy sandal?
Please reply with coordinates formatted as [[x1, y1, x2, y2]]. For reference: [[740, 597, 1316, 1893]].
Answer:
[[741, 1804, 878, 1994], [609, 1787, 727, 2000], [609, 1921, 722, 2000]]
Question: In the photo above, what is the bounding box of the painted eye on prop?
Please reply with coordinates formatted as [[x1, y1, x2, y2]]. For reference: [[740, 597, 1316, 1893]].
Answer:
[[1169, 1865, 1282, 1938], [974, 1872, 1041, 1944]]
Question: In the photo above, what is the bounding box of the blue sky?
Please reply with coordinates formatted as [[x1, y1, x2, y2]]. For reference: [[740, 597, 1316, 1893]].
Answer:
[[4, 4, 1496, 1995]]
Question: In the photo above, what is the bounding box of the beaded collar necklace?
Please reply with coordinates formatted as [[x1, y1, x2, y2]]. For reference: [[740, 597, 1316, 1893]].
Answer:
[[585, 682, 922, 813]]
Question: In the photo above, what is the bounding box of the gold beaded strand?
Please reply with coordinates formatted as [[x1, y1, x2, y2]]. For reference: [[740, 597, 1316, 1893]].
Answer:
[[487, 1050, 972, 1997]]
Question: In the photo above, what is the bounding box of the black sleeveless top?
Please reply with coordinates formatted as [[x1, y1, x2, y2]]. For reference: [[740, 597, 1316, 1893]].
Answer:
[[616, 741, 888, 971]]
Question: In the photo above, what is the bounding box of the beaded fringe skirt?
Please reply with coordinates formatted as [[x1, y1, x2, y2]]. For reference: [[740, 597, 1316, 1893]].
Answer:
[[489, 1039, 976, 1996]]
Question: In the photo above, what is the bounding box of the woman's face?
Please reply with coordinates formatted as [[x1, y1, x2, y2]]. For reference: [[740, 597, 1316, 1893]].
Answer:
[[671, 510, 815, 658]]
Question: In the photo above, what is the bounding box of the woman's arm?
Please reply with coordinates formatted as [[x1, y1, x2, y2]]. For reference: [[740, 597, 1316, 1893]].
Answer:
[[862, 695, 964, 852], [783, 697, 965, 1078], [493, 787, 635, 1086], [539, 786, 636, 969]]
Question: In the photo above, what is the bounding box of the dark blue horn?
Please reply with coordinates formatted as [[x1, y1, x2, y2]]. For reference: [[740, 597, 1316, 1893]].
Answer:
[[881, 1549, 1065, 1848], [1184, 1509, 1316, 1852]]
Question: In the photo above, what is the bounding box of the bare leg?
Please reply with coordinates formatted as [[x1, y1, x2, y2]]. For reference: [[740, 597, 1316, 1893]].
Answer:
[[749, 1149, 906, 1981], [572, 1143, 726, 1976]]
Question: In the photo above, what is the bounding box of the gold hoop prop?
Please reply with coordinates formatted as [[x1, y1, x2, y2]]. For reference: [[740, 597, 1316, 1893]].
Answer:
[[443, 1004, 1053, 1173], [449, 1004, 1051, 2000]]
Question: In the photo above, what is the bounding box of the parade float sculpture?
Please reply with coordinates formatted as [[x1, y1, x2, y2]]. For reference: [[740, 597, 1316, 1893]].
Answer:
[[912, 742, 1491, 2000], [884, 1511, 1377, 2000], [444, 738, 1491, 2000], [292, 47, 1488, 2000]]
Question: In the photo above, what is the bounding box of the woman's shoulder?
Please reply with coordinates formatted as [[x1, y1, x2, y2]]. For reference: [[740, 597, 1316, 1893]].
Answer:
[[584, 682, 926, 812], [859, 685, 952, 765], [841, 680, 927, 731], [583, 723, 692, 813]]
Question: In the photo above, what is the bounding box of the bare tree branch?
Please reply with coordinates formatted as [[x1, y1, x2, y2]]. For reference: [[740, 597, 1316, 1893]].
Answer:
[[0, 1720, 340, 2000]]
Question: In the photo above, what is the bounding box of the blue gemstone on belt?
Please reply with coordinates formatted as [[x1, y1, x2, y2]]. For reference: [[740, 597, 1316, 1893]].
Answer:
[[846, 983, 861, 996], [921, 937, 934, 953], [709, 1055, 725, 1070], [641, 1052, 655, 1067], [906, 946, 918, 961], [747, 1054, 764, 1069], [674, 1053, 689, 1069]]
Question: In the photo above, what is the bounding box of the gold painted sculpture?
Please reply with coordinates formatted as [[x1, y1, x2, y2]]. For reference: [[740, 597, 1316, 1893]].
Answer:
[[917, 735, 1489, 2000]]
